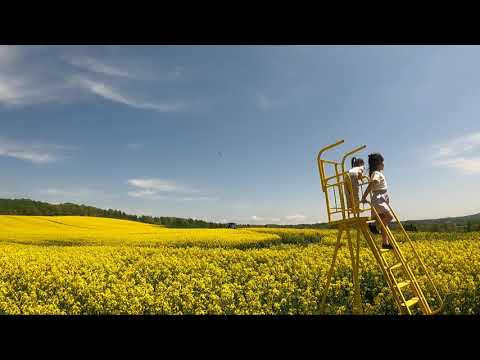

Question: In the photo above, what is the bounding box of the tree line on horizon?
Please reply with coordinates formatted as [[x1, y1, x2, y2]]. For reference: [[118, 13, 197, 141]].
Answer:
[[0, 198, 225, 228], [0, 198, 478, 231]]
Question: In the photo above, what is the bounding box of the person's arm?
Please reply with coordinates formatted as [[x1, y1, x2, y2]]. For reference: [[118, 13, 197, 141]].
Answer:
[[360, 182, 373, 203], [358, 168, 368, 184], [359, 173, 368, 185], [361, 179, 379, 203]]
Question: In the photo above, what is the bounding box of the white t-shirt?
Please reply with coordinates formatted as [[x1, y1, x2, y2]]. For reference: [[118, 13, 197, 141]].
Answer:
[[347, 166, 364, 198], [370, 170, 388, 192], [348, 165, 364, 181]]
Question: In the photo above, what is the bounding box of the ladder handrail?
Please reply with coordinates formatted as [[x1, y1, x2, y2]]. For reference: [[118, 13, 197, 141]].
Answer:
[[368, 199, 443, 314], [358, 221, 407, 313], [363, 198, 432, 314], [341, 145, 367, 167], [371, 204, 432, 314], [317, 139, 344, 162], [387, 204, 444, 309], [317, 140, 344, 192]]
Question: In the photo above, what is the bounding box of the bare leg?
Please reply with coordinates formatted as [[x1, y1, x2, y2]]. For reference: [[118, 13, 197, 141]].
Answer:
[[379, 212, 393, 245]]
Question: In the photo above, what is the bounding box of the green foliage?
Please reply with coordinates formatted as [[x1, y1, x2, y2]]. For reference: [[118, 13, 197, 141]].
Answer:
[[0, 198, 226, 229], [2, 198, 479, 231], [399, 213, 480, 232]]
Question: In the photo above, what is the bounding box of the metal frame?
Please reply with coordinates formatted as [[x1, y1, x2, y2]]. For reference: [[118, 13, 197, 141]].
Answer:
[[317, 140, 444, 315]]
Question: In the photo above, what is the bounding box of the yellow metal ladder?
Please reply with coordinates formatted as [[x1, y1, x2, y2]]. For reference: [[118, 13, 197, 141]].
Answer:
[[317, 140, 444, 315], [361, 207, 443, 314]]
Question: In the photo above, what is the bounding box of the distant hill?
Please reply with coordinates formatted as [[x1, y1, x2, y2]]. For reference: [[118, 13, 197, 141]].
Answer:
[[242, 223, 332, 229], [404, 213, 480, 224], [392, 213, 480, 232], [0, 198, 225, 228], [244, 213, 480, 232]]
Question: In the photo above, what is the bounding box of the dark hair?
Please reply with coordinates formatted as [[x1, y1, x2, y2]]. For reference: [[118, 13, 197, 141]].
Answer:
[[351, 157, 364, 168], [368, 153, 384, 177]]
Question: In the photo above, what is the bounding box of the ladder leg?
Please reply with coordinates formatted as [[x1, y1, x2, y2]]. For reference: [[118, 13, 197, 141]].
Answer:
[[320, 227, 344, 314], [346, 228, 361, 314], [358, 221, 406, 314], [355, 228, 363, 313]]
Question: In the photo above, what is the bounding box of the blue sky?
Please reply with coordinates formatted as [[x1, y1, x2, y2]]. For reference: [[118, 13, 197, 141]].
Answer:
[[1, 45, 479, 224]]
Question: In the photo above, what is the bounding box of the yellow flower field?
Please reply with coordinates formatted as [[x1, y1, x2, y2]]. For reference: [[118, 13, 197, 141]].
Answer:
[[0, 216, 478, 315], [0, 216, 280, 248]]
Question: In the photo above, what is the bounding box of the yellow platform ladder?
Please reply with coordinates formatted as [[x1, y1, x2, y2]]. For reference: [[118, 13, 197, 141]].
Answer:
[[317, 140, 444, 315]]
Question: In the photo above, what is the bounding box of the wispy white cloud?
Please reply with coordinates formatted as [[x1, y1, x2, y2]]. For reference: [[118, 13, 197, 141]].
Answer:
[[126, 177, 207, 201], [67, 56, 136, 79], [179, 196, 220, 201], [0, 46, 73, 107], [433, 157, 480, 175], [0, 78, 66, 106], [0, 78, 27, 105], [0, 72, 50, 107], [285, 214, 307, 221], [251, 215, 264, 221], [72, 76, 187, 112], [66, 54, 184, 81], [0, 46, 190, 112], [249, 215, 283, 223], [127, 178, 190, 193], [0, 137, 73, 164], [431, 132, 480, 174], [432, 132, 480, 158], [127, 190, 166, 200]]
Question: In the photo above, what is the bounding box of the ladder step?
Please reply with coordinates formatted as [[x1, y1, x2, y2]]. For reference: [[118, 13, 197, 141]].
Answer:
[[389, 262, 403, 271], [401, 297, 419, 308], [380, 248, 397, 255], [397, 280, 411, 289]]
